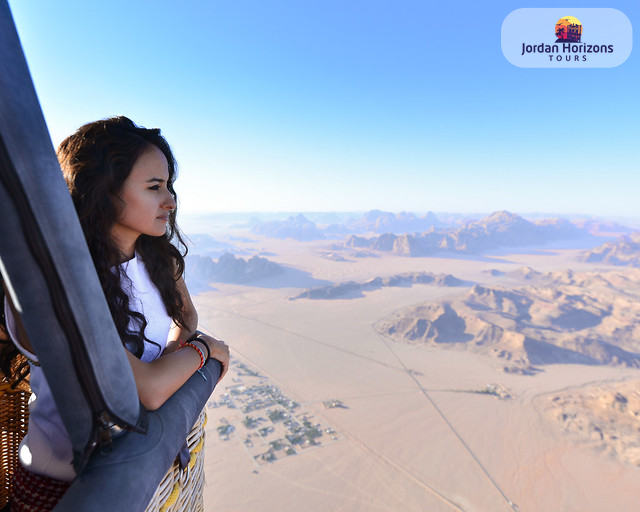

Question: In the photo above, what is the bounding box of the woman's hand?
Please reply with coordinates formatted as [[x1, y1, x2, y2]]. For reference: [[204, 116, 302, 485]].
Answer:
[[197, 334, 230, 382]]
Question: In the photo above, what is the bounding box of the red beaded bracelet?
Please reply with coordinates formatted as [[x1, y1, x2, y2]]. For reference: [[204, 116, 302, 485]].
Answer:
[[183, 341, 205, 370]]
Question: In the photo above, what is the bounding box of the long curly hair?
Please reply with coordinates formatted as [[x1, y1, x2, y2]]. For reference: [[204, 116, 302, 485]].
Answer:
[[1, 117, 188, 384], [0, 289, 30, 387]]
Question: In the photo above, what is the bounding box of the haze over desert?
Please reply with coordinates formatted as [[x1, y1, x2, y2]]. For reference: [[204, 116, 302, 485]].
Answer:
[[179, 211, 640, 512]]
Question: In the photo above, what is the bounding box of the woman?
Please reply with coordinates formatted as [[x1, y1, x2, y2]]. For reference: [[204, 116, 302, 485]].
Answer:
[[0, 116, 229, 510]]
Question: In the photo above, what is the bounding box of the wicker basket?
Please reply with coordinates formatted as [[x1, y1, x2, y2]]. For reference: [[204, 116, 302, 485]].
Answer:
[[145, 410, 207, 512], [0, 378, 206, 512], [0, 380, 30, 509]]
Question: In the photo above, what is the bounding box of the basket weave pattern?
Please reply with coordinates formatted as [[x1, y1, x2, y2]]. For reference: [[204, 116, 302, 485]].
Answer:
[[145, 410, 206, 512], [0, 381, 30, 509]]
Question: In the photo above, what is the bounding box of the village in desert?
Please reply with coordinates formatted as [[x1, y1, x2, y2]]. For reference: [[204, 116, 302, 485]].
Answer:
[[181, 209, 640, 512]]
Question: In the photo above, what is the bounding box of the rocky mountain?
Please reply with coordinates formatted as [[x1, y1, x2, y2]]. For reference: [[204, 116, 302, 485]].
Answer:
[[251, 214, 324, 241], [186, 253, 283, 283], [291, 271, 470, 300], [580, 232, 640, 267], [325, 209, 444, 235], [346, 211, 589, 256], [375, 269, 640, 374], [572, 218, 634, 235]]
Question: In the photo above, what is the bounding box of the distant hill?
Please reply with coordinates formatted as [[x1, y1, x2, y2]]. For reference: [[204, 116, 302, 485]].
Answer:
[[251, 214, 324, 241], [186, 234, 244, 258], [346, 211, 589, 256], [325, 209, 444, 235], [186, 253, 283, 283], [580, 232, 640, 267], [505, 266, 545, 282], [376, 269, 640, 374], [291, 271, 470, 300], [572, 218, 634, 235]]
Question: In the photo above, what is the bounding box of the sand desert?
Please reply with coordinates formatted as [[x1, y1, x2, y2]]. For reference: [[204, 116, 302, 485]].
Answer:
[[183, 214, 640, 512]]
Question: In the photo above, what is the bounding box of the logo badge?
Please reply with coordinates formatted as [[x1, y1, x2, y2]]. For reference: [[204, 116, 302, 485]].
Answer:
[[502, 9, 632, 68]]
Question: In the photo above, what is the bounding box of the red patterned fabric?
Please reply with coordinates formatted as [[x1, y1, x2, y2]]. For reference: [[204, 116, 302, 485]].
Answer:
[[10, 464, 71, 512]]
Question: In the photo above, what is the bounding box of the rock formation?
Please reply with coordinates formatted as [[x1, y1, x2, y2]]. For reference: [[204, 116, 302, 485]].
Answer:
[[291, 271, 469, 300], [541, 380, 640, 466], [251, 214, 324, 241], [580, 232, 640, 267], [376, 269, 640, 374], [187, 253, 283, 283]]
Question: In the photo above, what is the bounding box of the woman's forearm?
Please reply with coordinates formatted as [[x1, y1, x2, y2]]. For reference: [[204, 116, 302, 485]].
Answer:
[[126, 347, 204, 411]]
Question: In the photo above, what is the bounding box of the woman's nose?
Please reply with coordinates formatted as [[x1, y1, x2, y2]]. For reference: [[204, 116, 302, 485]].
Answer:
[[163, 192, 176, 211]]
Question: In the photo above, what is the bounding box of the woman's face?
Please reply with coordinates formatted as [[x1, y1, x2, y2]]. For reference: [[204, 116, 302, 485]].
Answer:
[[110, 144, 176, 257]]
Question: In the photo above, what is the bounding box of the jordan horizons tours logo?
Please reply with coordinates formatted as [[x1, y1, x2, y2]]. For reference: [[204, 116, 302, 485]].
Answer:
[[520, 15, 613, 63], [502, 9, 632, 68]]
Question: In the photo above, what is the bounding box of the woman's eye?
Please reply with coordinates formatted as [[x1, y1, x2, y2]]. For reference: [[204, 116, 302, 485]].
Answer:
[[148, 185, 160, 191]]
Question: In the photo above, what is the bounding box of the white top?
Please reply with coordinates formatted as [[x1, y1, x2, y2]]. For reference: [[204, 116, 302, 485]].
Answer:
[[4, 253, 172, 481]]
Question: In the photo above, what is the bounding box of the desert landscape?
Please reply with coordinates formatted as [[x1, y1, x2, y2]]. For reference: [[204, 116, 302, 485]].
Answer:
[[182, 211, 640, 512]]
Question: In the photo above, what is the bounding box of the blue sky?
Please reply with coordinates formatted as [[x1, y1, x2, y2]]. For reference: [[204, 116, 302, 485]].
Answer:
[[8, 0, 639, 218]]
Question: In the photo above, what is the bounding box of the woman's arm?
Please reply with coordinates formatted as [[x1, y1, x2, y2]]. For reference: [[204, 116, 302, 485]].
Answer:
[[189, 332, 230, 382], [127, 332, 230, 411]]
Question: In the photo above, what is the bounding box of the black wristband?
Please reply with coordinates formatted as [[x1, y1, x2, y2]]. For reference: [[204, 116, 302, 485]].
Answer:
[[187, 333, 210, 363], [197, 338, 211, 363]]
